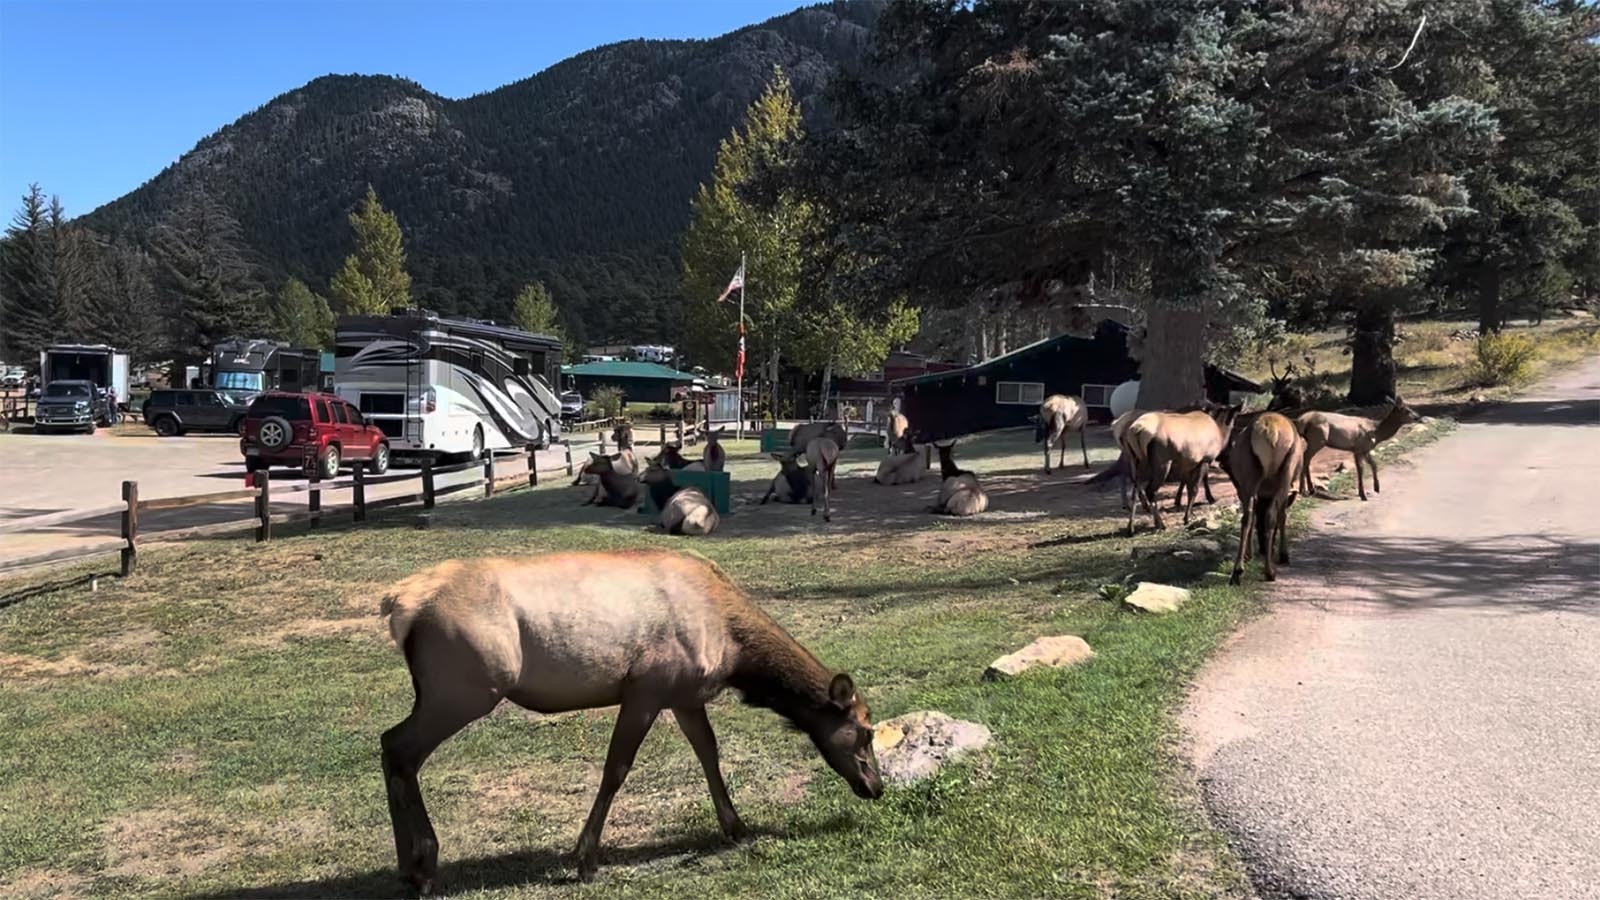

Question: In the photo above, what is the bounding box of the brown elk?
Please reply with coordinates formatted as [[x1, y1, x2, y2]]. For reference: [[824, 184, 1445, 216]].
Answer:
[[1265, 361, 1306, 412], [761, 451, 813, 505], [641, 457, 720, 535], [930, 439, 988, 516], [805, 437, 840, 521], [874, 441, 925, 485], [581, 452, 639, 509], [702, 426, 727, 472], [1220, 412, 1305, 584], [1034, 394, 1089, 473], [1120, 404, 1239, 535], [885, 413, 910, 456], [1296, 396, 1420, 500], [659, 442, 705, 472], [790, 422, 847, 488], [571, 422, 637, 486], [378, 551, 883, 890]]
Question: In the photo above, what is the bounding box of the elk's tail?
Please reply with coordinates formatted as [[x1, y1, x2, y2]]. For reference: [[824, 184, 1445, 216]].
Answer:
[[1085, 452, 1130, 490]]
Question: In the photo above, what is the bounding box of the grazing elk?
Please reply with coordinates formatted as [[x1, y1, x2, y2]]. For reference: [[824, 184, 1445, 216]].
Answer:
[[805, 437, 840, 521], [581, 452, 640, 509], [885, 413, 910, 456], [378, 551, 883, 890], [1296, 396, 1420, 500], [761, 451, 813, 505], [1120, 404, 1239, 535], [929, 439, 988, 516], [1220, 412, 1305, 584], [641, 457, 720, 536], [1034, 394, 1089, 473], [702, 426, 727, 472]]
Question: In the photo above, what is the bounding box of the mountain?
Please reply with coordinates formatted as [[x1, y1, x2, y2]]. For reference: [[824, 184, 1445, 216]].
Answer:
[[81, 1, 883, 348]]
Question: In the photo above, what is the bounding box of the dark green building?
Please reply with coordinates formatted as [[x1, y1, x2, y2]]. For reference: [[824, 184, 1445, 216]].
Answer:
[[562, 361, 696, 404]]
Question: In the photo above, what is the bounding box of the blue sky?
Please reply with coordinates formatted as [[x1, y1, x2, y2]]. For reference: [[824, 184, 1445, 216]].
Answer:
[[0, 0, 802, 217]]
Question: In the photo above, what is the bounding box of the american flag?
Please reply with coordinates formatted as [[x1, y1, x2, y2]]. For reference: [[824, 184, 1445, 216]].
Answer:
[[715, 263, 744, 303]]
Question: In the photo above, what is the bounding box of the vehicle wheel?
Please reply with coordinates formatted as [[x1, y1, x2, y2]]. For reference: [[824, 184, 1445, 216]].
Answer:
[[258, 415, 293, 452], [469, 425, 484, 461], [371, 442, 390, 475], [319, 444, 341, 479], [231, 416, 245, 436], [154, 416, 179, 437]]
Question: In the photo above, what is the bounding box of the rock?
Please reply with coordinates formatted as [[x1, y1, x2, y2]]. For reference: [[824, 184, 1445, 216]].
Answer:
[[984, 635, 1094, 680], [1131, 539, 1221, 562], [1123, 581, 1191, 614], [872, 711, 993, 785]]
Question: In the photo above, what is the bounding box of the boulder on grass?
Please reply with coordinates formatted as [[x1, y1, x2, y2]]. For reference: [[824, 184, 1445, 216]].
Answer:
[[872, 711, 992, 785], [984, 635, 1094, 681], [1123, 581, 1190, 614]]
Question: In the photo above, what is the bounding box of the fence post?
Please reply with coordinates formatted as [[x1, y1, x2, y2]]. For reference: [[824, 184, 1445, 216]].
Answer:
[[659, 423, 667, 447], [308, 466, 321, 528], [353, 462, 367, 522], [254, 470, 271, 542], [675, 420, 684, 445], [564, 442, 574, 476], [422, 457, 435, 510], [484, 451, 496, 498], [120, 480, 138, 577], [527, 444, 539, 487], [598, 430, 607, 455]]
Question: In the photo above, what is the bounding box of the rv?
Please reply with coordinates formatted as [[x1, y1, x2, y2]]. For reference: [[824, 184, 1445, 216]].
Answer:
[[334, 310, 564, 459], [208, 338, 321, 402], [40, 344, 130, 406]]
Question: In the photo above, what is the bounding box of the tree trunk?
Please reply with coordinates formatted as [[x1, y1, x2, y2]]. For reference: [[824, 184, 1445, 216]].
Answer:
[[1477, 264, 1503, 334], [1348, 302, 1397, 404], [1136, 301, 1208, 409], [818, 359, 833, 420]]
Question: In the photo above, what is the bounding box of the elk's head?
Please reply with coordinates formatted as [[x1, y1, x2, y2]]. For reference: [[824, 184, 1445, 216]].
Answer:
[[640, 454, 673, 485], [801, 673, 883, 801], [660, 443, 689, 468], [705, 426, 724, 446], [611, 422, 634, 449], [588, 452, 616, 474], [1386, 395, 1422, 426], [1266, 361, 1305, 412], [770, 449, 805, 474]]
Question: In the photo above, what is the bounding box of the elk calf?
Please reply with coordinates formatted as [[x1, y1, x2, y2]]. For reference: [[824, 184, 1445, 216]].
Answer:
[[1035, 394, 1089, 473], [929, 439, 988, 516], [378, 551, 882, 889], [1221, 412, 1305, 584], [1296, 396, 1420, 500], [642, 457, 719, 535]]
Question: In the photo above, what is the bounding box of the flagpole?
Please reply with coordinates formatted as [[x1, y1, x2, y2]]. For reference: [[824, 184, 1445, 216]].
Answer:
[[736, 250, 746, 441]]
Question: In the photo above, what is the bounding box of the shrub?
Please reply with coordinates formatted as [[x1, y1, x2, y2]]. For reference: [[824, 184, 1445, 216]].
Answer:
[[1470, 332, 1538, 386], [586, 386, 625, 419], [646, 404, 677, 420]]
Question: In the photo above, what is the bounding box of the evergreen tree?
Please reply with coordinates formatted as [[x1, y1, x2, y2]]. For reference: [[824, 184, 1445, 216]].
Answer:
[[93, 237, 162, 362], [149, 191, 269, 374], [330, 186, 412, 315], [511, 281, 561, 336], [272, 277, 335, 349], [0, 184, 56, 361]]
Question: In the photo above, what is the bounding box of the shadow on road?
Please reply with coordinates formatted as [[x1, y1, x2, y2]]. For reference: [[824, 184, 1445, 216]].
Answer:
[[1460, 396, 1600, 427]]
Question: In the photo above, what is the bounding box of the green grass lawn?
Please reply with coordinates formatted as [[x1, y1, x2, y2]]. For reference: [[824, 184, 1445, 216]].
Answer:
[[0, 429, 1259, 899]]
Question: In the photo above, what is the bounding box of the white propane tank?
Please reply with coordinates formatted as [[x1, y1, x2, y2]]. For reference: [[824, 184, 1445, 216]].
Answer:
[[1109, 380, 1141, 419]]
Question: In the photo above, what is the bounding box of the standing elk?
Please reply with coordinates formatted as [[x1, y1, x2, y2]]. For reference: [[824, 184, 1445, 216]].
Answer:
[[1220, 412, 1306, 584], [641, 456, 720, 535], [805, 437, 840, 521], [1265, 361, 1306, 412], [1120, 404, 1239, 535], [929, 439, 988, 516], [790, 421, 848, 488], [885, 413, 910, 456], [1034, 394, 1089, 473], [1296, 396, 1420, 500], [378, 551, 883, 890]]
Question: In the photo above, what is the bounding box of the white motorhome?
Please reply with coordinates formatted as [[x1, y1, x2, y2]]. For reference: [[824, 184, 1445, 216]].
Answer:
[[334, 310, 564, 459]]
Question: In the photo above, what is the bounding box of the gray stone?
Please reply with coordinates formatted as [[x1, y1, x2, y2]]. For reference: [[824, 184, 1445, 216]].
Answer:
[[1124, 581, 1191, 614], [984, 635, 1094, 680], [872, 711, 993, 785]]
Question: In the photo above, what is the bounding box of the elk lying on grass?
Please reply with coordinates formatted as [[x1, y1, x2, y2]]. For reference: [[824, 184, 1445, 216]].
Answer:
[[1035, 394, 1089, 472], [581, 452, 639, 509], [761, 451, 813, 505], [1296, 396, 1420, 500], [1120, 404, 1239, 535], [805, 437, 840, 521], [378, 551, 883, 890], [885, 413, 910, 456], [1220, 411, 1305, 584], [702, 426, 726, 472], [874, 442, 925, 485], [642, 456, 720, 535], [660, 442, 706, 472], [929, 439, 988, 516], [571, 422, 637, 486]]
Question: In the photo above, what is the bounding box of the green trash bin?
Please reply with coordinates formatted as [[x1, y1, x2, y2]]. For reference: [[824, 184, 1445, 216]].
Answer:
[[758, 429, 788, 453], [639, 469, 732, 516]]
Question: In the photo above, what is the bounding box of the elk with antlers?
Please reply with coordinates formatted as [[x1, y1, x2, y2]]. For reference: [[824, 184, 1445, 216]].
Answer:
[[1296, 396, 1420, 500]]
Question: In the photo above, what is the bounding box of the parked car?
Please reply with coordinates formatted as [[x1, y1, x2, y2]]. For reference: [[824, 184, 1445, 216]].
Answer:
[[240, 390, 391, 478], [142, 388, 250, 437], [33, 380, 105, 433], [559, 390, 584, 422], [1, 370, 23, 389]]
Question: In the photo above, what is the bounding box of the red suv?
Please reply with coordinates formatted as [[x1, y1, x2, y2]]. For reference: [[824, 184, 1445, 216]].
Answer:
[[241, 391, 391, 478]]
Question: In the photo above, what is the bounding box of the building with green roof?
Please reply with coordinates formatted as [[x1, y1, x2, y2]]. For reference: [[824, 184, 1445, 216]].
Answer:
[[561, 360, 697, 403]]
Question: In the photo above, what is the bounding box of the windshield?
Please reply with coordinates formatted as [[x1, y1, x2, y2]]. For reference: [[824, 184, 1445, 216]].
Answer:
[[44, 383, 92, 399], [247, 395, 311, 420], [215, 370, 265, 391]]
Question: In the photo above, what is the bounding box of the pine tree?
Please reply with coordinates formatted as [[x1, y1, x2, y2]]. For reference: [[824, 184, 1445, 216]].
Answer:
[[272, 277, 335, 349], [329, 186, 412, 315], [511, 281, 560, 336], [150, 191, 269, 374], [1, 184, 56, 361]]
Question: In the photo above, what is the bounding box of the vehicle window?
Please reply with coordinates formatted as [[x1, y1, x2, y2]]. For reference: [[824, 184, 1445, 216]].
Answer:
[[317, 400, 334, 422], [215, 370, 264, 391], [343, 404, 365, 425], [147, 392, 174, 409], [196, 392, 222, 407], [513, 358, 530, 377], [44, 383, 92, 399], [175, 392, 194, 406], [247, 395, 311, 420]]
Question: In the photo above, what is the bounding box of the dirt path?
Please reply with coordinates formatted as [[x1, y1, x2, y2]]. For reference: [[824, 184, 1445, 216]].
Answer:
[[1185, 357, 1600, 899]]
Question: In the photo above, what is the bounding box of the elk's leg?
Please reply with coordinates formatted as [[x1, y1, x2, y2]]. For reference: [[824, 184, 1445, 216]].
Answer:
[[381, 685, 498, 894], [1044, 436, 1054, 474], [1059, 436, 1067, 471], [1353, 454, 1368, 501], [1300, 445, 1320, 496], [1367, 452, 1380, 493], [1275, 496, 1292, 565], [1230, 497, 1255, 585], [576, 701, 661, 882], [1079, 427, 1090, 469], [1181, 463, 1208, 524], [674, 705, 747, 841], [1256, 496, 1277, 581]]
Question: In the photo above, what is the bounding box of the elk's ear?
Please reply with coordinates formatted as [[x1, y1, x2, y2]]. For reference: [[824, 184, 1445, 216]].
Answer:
[[589, 452, 604, 462], [770, 452, 785, 461], [828, 673, 856, 709]]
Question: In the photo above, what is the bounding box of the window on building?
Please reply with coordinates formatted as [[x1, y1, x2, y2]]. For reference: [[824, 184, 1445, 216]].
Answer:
[[995, 381, 1045, 405], [1081, 383, 1119, 407]]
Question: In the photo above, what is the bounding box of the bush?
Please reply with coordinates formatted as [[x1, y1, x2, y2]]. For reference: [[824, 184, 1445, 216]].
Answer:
[[1470, 332, 1538, 386], [646, 404, 677, 420], [586, 386, 625, 419]]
